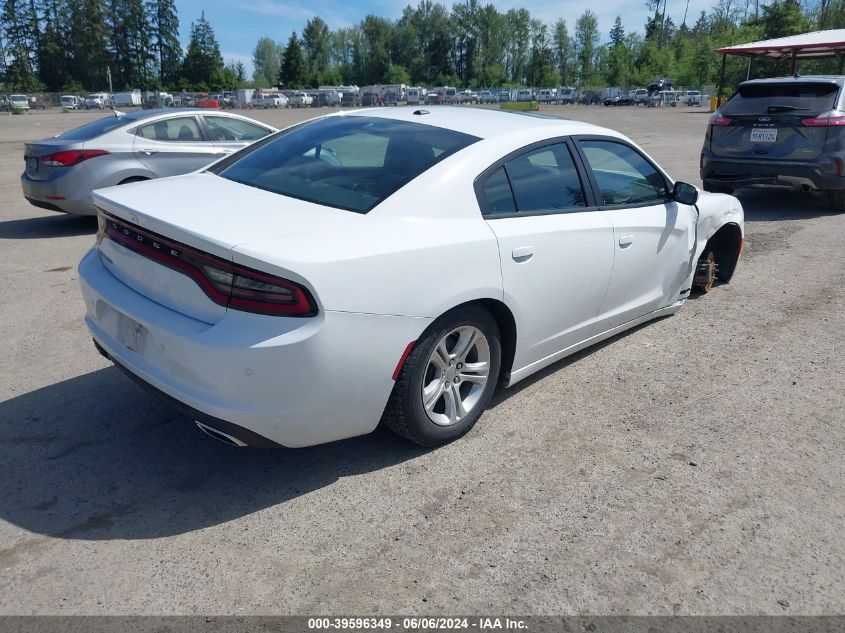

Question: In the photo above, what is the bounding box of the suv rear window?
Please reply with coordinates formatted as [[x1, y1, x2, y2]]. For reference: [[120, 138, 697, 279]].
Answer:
[[211, 116, 479, 213], [722, 82, 840, 115]]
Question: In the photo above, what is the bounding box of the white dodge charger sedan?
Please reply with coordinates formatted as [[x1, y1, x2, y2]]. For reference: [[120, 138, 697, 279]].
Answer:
[[78, 108, 744, 448]]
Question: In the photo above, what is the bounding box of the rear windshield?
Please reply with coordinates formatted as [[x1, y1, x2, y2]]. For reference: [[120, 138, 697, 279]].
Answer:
[[722, 82, 840, 115], [210, 116, 479, 213], [55, 116, 128, 140]]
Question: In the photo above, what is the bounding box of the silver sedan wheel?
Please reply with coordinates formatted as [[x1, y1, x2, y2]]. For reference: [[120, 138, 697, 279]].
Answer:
[[422, 325, 491, 427]]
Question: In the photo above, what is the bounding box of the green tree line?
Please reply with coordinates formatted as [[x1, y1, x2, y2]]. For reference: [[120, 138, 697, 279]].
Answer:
[[3, 0, 845, 94]]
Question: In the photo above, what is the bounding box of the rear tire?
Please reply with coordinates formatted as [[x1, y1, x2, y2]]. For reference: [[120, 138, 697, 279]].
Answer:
[[828, 189, 845, 212], [381, 305, 501, 447]]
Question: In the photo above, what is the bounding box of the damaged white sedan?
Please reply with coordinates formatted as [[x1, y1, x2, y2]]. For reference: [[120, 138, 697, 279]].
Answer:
[[79, 108, 743, 448]]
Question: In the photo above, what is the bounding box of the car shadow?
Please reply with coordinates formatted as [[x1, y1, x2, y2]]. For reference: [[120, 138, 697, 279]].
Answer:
[[734, 188, 839, 221], [0, 214, 97, 240], [0, 367, 428, 541]]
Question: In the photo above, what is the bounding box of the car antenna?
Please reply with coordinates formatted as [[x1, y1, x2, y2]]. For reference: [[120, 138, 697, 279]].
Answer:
[[113, 108, 125, 118]]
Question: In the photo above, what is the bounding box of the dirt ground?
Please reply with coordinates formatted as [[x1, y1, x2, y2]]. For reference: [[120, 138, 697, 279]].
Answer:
[[0, 105, 843, 615]]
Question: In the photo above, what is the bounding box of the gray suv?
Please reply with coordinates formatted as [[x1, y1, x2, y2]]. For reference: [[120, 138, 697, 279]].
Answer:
[[701, 76, 845, 209]]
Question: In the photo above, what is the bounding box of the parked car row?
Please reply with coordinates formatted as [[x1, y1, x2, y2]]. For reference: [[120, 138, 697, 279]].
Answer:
[[603, 88, 703, 107]]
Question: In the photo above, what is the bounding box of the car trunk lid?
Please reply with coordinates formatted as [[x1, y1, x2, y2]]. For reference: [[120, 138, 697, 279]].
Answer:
[[92, 173, 361, 322]]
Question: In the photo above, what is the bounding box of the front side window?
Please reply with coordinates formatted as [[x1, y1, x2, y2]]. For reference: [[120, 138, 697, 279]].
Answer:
[[211, 116, 478, 213], [137, 116, 203, 142], [579, 140, 668, 206]]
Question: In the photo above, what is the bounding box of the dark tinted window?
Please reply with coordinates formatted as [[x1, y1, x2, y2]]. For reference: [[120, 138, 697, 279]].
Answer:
[[580, 140, 668, 206], [482, 167, 516, 214], [212, 116, 478, 213], [722, 82, 839, 115], [55, 116, 129, 141], [505, 143, 586, 211]]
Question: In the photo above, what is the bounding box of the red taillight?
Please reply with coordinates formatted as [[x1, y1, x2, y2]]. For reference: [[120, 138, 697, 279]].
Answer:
[[708, 112, 732, 126], [41, 149, 110, 167], [802, 111, 845, 126], [101, 212, 317, 317]]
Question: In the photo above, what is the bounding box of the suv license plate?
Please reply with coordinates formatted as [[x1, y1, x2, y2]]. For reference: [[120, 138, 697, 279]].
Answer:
[[750, 128, 778, 143]]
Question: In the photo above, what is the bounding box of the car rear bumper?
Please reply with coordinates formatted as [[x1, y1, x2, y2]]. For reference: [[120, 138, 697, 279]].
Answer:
[[701, 155, 845, 191], [21, 171, 94, 215], [78, 247, 429, 448]]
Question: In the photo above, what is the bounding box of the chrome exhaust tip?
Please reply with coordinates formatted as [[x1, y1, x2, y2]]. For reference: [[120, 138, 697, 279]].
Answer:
[[195, 421, 249, 447]]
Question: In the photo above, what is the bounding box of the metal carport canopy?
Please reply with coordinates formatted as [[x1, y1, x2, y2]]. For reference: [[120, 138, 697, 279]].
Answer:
[[715, 29, 845, 98]]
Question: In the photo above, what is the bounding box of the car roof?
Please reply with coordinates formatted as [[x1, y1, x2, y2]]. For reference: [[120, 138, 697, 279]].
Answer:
[[335, 107, 615, 141], [741, 75, 845, 86]]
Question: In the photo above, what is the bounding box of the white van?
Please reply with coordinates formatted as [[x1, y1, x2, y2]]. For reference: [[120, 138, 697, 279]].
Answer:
[[61, 95, 81, 110], [10, 94, 30, 111], [406, 87, 424, 105]]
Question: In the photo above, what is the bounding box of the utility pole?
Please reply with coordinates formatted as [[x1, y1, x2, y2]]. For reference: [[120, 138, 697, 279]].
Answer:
[[107, 66, 114, 109]]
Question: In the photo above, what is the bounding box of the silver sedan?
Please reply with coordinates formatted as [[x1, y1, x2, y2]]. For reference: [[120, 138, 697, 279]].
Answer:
[[21, 109, 278, 215]]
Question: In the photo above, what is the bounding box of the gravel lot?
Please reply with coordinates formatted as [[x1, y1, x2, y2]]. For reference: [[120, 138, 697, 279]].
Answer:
[[0, 105, 843, 615]]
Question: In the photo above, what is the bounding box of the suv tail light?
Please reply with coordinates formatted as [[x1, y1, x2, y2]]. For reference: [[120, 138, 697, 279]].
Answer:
[[708, 112, 732, 126], [101, 212, 317, 317], [802, 111, 845, 126], [41, 149, 110, 166]]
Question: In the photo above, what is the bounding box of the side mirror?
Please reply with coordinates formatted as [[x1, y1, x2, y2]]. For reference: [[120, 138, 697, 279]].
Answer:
[[673, 181, 699, 205]]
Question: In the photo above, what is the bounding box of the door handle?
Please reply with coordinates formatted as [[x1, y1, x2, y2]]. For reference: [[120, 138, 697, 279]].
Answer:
[[512, 246, 534, 262], [618, 235, 634, 248], [139, 149, 158, 155]]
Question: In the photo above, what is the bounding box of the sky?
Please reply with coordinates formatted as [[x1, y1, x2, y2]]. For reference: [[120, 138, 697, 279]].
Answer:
[[174, 0, 716, 76]]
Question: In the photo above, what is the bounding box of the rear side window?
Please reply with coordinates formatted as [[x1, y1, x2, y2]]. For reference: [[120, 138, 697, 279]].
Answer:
[[211, 116, 478, 213], [204, 116, 271, 142], [478, 142, 587, 215], [722, 82, 840, 115], [508, 145, 586, 211], [482, 168, 516, 214]]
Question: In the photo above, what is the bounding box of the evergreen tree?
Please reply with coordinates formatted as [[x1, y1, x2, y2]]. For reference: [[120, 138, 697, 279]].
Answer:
[[106, 0, 153, 89], [181, 11, 223, 89], [36, 7, 68, 90], [67, 0, 110, 90], [146, 0, 181, 87], [278, 31, 307, 88], [2, 0, 39, 77], [610, 16, 625, 49]]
